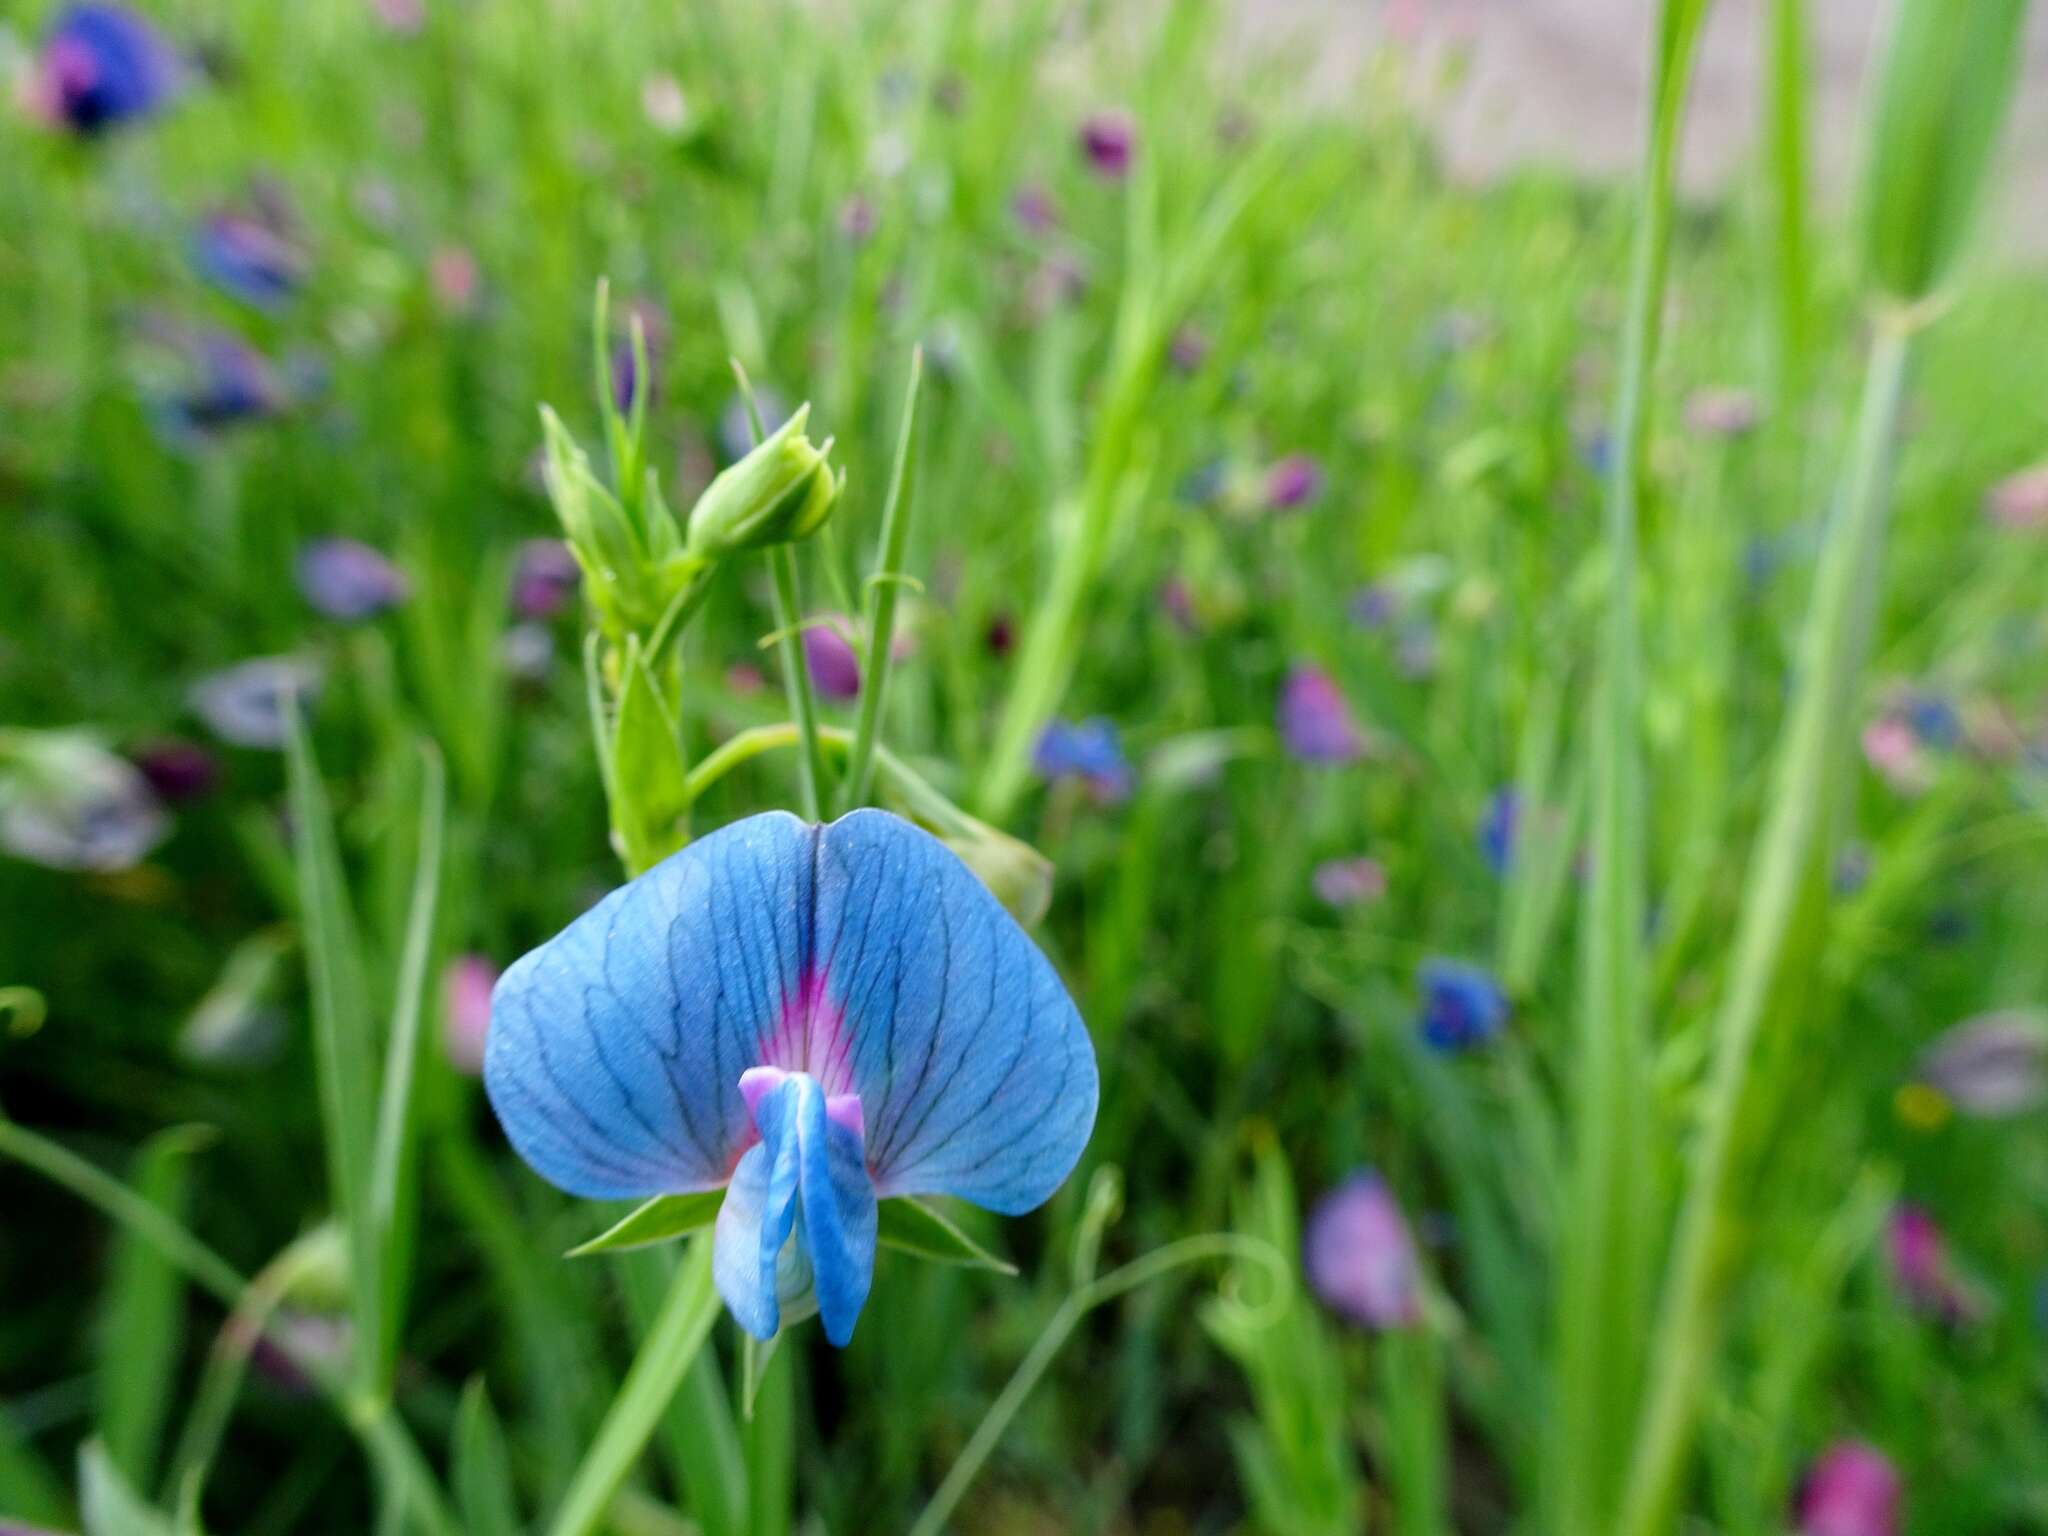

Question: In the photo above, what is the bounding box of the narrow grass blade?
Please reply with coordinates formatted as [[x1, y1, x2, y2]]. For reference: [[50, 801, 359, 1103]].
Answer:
[[453, 1379, 523, 1536]]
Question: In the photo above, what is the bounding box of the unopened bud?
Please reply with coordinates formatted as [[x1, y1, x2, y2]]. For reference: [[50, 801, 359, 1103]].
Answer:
[[684, 404, 842, 558]]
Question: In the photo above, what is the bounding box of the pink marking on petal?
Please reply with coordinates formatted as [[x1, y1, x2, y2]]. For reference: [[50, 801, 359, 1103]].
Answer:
[[760, 967, 857, 1096], [739, 1065, 790, 1123], [825, 1093, 866, 1145]]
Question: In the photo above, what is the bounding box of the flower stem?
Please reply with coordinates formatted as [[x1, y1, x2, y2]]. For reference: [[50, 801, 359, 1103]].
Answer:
[[547, 1236, 722, 1536], [1618, 313, 1916, 1536], [839, 347, 924, 813]]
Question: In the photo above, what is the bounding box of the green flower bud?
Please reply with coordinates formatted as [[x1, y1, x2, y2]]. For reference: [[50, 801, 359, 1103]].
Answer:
[[684, 403, 842, 558], [541, 407, 705, 633]]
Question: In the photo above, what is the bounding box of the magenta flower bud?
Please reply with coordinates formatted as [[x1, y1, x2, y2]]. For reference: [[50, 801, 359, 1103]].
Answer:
[[1078, 109, 1135, 178], [1985, 464, 2048, 531], [1277, 664, 1366, 764], [131, 737, 218, 803], [1303, 1172, 1422, 1330], [297, 537, 409, 621], [1264, 453, 1323, 511], [1011, 182, 1058, 236], [803, 621, 862, 702], [1885, 1203, 1978, 1324], [1794, 1442, 1900, 1536], [725, 662, 765, 698], [511, 537, 580, 619], [429, 245, 480, 314], [370, 0, 424, 33], [838, 193, 878, 243], [441, 954, 498, 1076], [1312, 856, 1385, 908], [1683, 387, 1762, 439], [1168, 325, 1211, 374]]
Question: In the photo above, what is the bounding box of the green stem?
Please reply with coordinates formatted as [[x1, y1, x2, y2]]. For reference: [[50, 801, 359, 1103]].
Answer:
[[0, 1116, 457, 1535], [1618, 314, 1915, 1536], [547, 1236, 722, 1536], [839, 347, 924, 812], [1552, 4, 1711, 1527], [906, 1235, 1284, 1536]]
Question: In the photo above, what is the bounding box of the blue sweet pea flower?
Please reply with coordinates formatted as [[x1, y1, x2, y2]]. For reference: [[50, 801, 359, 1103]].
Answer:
[[1417, 958, 1507, 1052], [485, 810, 1099, 1345]]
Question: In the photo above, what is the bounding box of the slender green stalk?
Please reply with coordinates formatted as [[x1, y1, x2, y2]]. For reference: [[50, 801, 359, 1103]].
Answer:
[[839, 347, 924, 812], [731, 367, 830, 822], [1618, 314, 1915, 1536], [0, 1117, 456, 1535], [1551, 4, 1712, 1529], [366, 742, 446, 1393], [907, 1235, 1285, 1536], [547, 1237, 723, 1536], [1762, 0, 1813, 406]]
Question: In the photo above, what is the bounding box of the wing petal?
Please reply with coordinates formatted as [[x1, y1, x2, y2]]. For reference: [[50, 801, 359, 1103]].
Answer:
[[483, 812, 815, 1198], [814, 809, 1098, 1215]]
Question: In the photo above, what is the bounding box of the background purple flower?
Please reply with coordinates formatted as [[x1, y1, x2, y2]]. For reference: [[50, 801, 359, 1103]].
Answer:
[[1313, 856, 1385, 907], [1418, 959, 1507, 1051], [803, 620, 862, 702], [1479, 788, 1519, 873], [1278, 664, 1366, 764], [1794, 1441, 1900, 1536], [29, 4, 177, 135], [130, 737, 218, 803], [1915, 1012, 2048, 1117], [0, 734, 167, 873], [193, 206, 306, 308], [512, 537, 580, 619], [161, 333, 287, 437], [189, 656, 320, 749], [297, 538, 409, 621], [1033, 718, 1133, 803], [1264, 453, 1322, 510], [1303, 1172, 1422, 1329], [1078, 109, 1135, 177]]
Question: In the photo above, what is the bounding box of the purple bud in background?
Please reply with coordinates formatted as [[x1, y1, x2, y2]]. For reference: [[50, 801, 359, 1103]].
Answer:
[[802, 621, 862, 702], [1278, 664, 1366, 764], [1313, 856, 1385, 908], [725, 662, 765, 698], [1683, 387, 1762, 439], [984, 613, 1014, 658], [27, 4, 178, 136], [838, 193, 878, 243], [1985, 464, 2048, 532], [1303, 1172, 1422, 1330], [158, 332, 288, 439], [130, 737, 218, 804], [1078, 109, 1135, 178], [189, 656, 321, 749], [1349, 584, 1399, 629], [1033, 718, 1134, 804], [1794, 1442, 1901, 1536], [370, 0, 425, 33], [1158, 576, 1199, 633], [1168, 325, 1211, 374], [429, 245, 480, 315], [441, 954, 498, 1076], [1418, 959, 1507, 1052], [511, 537, 580, 619], [1885, 1204, 1979, 1325], [296, 538, 409, 621], [0, 733, 167, 873], [1479, 788, 1519, 874], [1264, 453, 1322, 511], [1010, 182, 1058, 235], [1916, 1012, 2048, 1117], [716, 388, 794, 465], [192, 207, 306, 309], [248, 1311, 354, 1396]]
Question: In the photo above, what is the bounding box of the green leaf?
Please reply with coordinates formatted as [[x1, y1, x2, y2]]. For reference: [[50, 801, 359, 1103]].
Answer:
[[609, 637, 692, 877], [96, 1126, 211, 1494], [284, 706, 376, 1396], [79, 1439, 177, 1536], [567, 1191, 724, 1257], [1860, 0, 2029, 301], [452, 1379, 522, 1536], [876, 1197, 1018, 1276]]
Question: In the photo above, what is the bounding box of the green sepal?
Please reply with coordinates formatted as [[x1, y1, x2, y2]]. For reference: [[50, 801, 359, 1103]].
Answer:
[[567, 1191, 725, 1258], [876, 1196, 1018, 1275]]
